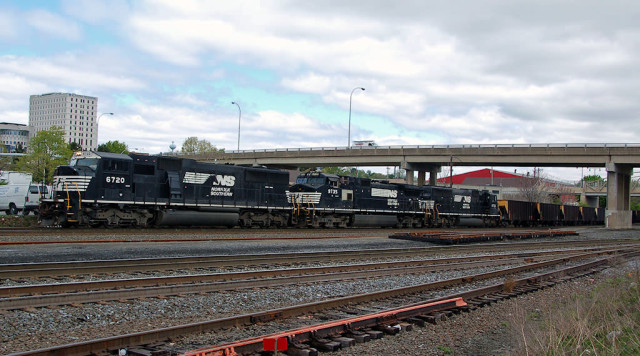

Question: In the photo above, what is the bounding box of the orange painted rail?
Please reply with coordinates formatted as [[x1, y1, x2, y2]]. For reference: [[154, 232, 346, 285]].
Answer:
[[182, 297, 467, 356]]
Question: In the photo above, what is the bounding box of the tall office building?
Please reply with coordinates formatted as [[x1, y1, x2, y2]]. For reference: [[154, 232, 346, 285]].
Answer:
[[29, 93, 99, 150]]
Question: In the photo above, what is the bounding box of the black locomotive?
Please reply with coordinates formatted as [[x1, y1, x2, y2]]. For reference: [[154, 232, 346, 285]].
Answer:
[[41, 151, 290, 227], [288, 171, 500, 228]]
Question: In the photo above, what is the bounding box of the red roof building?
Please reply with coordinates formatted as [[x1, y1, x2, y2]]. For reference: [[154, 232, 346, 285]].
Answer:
[[436, 168, 578, 204], [437, 168, 526, 187]]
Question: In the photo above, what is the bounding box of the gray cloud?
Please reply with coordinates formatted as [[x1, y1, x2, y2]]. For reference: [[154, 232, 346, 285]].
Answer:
[[2, 1, 639, 180]]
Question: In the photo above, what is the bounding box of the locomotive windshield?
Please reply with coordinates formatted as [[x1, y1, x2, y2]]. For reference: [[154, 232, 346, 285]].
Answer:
[[296, 177, 327, 186], [70, 158, 99, 171]]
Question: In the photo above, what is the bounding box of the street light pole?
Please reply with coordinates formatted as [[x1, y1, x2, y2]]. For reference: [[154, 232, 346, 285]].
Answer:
[[97, 112, 114, 124], [231, 102, 241, 151], [348, 87, 365, 148], [96, 112, 114, 149]]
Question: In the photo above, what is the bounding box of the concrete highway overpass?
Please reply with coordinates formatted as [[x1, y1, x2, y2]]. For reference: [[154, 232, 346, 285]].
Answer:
[[183, 143, 640, 229]]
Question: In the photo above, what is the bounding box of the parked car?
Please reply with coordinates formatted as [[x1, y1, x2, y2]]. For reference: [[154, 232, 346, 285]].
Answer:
[[24, 184, 51, 215]]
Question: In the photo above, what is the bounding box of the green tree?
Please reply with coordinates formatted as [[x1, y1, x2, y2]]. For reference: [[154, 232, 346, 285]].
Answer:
[[181, 137, 223, 154], [15, 126, 72, 184], [580, 174, 606, 187], [0, 156, 12, 172], [583, 174, 605, 182], [68, 142, 82, 152], [97, 140, 129, 154], [321, 167, 351, 175], [320, 167, 389, 179]]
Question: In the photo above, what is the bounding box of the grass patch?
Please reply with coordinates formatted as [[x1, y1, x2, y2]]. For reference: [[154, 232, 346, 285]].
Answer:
[[511, 268, 640, 355], [436, 345, 452, 354], [0, 215, 39, 227]]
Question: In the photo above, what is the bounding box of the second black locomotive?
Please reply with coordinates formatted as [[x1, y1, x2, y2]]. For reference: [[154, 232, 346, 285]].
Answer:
[[288, 171, 500, 228]]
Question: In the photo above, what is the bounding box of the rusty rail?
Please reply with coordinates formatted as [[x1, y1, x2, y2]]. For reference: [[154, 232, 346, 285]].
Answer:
[[12, 248, 640, 356], [2, 239, 635, 279], [184, 298, 468, 356], [183, 249, 639, 356], [0, 252, 569, 309]]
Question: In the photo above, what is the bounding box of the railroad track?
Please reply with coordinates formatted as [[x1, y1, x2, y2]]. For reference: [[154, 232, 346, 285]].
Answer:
[[0, 248, 615, 310], [2, 238, 635, 280], [0, 226, 612, 244], [11, 247, 640, 356], [184, 252, 631, 356]]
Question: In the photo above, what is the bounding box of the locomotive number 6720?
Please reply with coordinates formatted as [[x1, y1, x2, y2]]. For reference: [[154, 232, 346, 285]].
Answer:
[[106, 176, 125, 184]]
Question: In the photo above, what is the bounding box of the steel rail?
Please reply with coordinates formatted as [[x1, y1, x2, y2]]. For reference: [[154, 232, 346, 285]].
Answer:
[[186, 298, 469, 355], [11, 248, 640, 356], [185, 250, 640, 356], [1, 239, 635, 279], [0, 253, 570, 309], [0, 247, 618, 299]]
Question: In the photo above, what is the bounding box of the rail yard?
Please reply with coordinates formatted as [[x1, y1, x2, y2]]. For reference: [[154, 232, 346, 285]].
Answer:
[[1, 226, 639, 355]]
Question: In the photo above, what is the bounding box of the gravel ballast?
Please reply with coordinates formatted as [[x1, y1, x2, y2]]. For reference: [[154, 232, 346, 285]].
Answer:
[[0, 226, 638, 355]]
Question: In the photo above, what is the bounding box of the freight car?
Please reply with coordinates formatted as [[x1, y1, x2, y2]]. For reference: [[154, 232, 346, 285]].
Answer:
[[561, 205, 581, 225], [498, 199, 604, 227], [287, 171, 501, 228], [40, 151, 291, 227], [497, 200, 538, 226], [580, 206, 598, 225]]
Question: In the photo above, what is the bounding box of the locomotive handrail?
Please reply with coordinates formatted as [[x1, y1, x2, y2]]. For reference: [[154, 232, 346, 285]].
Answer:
[[64, 182, 71, 210], [73, 182, 81, 210]]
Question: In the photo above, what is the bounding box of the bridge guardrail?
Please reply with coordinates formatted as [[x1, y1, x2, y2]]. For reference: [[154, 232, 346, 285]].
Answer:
[[205, 143, 640, 154]]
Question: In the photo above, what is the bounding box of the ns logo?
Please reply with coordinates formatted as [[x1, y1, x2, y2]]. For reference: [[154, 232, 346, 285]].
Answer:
[[212, 175, 236, 187]]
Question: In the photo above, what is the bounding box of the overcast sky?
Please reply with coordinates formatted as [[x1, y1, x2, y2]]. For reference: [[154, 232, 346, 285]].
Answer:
[[1, 1, 638, 181]]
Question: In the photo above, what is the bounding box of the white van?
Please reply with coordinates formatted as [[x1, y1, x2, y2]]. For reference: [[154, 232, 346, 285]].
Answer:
[[0, 171, 32, 215], [24, 184, 52, 215]]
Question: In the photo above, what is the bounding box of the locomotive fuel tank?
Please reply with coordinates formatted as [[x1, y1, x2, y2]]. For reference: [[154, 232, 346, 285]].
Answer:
[[156, 210, 239, 226]]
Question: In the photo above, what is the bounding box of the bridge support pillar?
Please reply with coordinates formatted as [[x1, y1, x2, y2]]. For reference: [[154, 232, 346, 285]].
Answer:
[[406, 169, 414, 185], [605, 163, 632, 229], [401, 162, 441, 186], [429, 167, 439, 186], [579, 194, 599, 208]]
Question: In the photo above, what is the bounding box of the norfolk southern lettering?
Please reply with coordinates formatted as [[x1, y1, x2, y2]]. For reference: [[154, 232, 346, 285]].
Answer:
[[210, 174, 235, 197]]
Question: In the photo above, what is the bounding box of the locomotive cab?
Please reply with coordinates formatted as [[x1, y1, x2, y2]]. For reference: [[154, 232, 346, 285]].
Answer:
[[53, 151, 133, 201], [42, 151, 137, 227], [288, 172, 353, 209]]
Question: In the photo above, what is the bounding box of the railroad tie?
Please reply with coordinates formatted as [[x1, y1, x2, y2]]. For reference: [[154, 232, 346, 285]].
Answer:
[[345, 330, 371, 343], [286, 342, 318, 356], [310, 338, 341, 352], [331, 336, 356, 348]]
